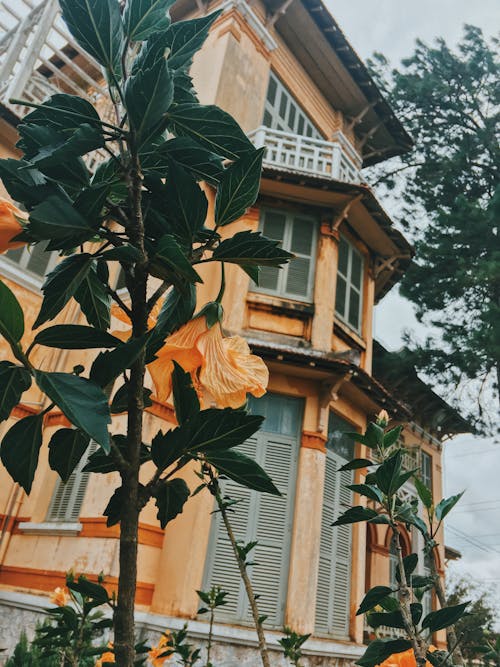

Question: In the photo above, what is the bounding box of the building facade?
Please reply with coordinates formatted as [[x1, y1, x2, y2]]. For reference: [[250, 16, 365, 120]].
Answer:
[[0, 0, 469, 663]]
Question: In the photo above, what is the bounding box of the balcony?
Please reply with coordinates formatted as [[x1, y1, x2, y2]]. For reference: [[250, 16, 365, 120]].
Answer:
[[248, 125, 363, 184]]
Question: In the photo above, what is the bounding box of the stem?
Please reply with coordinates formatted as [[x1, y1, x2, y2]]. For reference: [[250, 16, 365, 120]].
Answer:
[[208, 468, 271, 667], [206, 605, 214, 667], [113, 130, 148, 665]]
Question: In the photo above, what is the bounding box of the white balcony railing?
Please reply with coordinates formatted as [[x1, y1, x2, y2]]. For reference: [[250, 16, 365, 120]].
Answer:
[[249, 125, 363, 184]]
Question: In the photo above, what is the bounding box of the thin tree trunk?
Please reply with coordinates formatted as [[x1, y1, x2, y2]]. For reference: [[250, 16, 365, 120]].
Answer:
[[114, 144, 148, 666]]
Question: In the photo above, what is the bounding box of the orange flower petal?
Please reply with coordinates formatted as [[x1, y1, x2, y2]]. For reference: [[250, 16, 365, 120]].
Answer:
[[0, 198, 26, 253]]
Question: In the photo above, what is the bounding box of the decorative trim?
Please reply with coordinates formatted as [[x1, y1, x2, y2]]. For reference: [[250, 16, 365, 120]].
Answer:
[[0, 258, 44, 294], [369, 543, 389, 557], [214, 0, 277, 54], [0, 515, 30, 532], [301, 431, 327, 453], [0, 566, 153, 605], [17, 522, 82, 536], [44, 411, 70, 427], [11, 404, 38, 420], [80, 518, 164, 548]]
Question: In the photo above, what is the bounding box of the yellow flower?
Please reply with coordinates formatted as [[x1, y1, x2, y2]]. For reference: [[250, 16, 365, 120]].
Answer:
[[49, 586, 69, 607], [148, 633, 172, 666], [0, 198, 27, 254], [95, 643, 115, 666], [376, 409, 390, 427], [112, 306, 268, 408]]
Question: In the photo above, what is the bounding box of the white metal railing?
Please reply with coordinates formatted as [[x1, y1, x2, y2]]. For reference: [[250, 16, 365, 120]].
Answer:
[[248, 125, 363, 184], [0, 0, 112, 123]]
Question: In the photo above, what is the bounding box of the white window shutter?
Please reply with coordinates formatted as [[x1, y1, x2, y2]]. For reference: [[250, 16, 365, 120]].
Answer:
[[47, 440, 98, 522]]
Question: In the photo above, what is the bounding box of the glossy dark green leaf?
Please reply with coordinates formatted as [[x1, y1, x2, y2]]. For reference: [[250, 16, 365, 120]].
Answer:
[[383, 425, 403, 448], [28, 195, 94, 244], [164, 161, 208, 243], [172, 362, 200, 425], [356, 639, 412, 667], [0, 362, 32, 422], [413, 475, 433, 509], [100, 245, 141, 263], [124, 0, 174, 41], [435, 492, 464, 521], [149, 233, 202, 284], [333, 505, 378, 526], [103, 485, 125, 526], [59, 0, 124, 74], [338, 458, 374, 472], [22, 94, 103, 132], [356, 586, 395, 615], [410, 602, 423, 625], [376, 450, 403, 495], [166, 11, 222, 70], [401, 553, 419, 581], [90, 335, 148, 388], [17, 122, 104, 168], [48, 428, 90, 483], [173, 70, 197, 105], [34, 254, 93, 328], [0, 158, 62, 208], [205, 449, 280, 496], [74, 263, 111, 330], [33, 325, 120, 349], [347, 483, 383, 503], [73, 183, 109, 225], [67, 577, 110, 604], [0, 414, 43, 493], [168, 104, 254, 160], [368, 609, 405, 629], [125, 58, 173, 141], [153, 478, 190, 528], [85, 435, 150, 474], [110, 384, 153, 414], [35, 371, 111, 452], [140, 137, 224, 184], [409, 575, 434, 589], [421, 602, 469, 632], [0, 279, 24, 344], [213, 230, 294, 268], [215, 149, 264, 226]]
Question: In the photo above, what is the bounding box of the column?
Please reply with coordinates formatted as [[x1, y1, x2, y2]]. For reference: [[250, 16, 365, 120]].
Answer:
[[310, 223, 338, 351]]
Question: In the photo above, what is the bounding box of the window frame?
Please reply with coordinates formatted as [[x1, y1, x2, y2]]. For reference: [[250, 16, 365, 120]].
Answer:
[[421, 450, 433, 489], [335, 235, 365, 334], [0, 243, 58, 291], [252, 208, 318, 303]]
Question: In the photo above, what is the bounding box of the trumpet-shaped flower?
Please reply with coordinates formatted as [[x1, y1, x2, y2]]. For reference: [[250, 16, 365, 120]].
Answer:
[[49, 586, 69, 607], [95, 643, 115, 666], [148, 633, 172, 666], [378, 647, 436, 667], [0, 198, 27, 254]]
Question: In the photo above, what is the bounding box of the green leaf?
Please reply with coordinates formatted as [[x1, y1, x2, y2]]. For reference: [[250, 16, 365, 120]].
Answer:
[[74, 263, 111, 330], [48, 428, 90, 483], [421, 602, 469, 632], [338, 458, 374, 471], [100, 245, 141, 263], [168, 104, 254, 160], [90, 335, 148, 388], [212, 230, 294, 267], [215, 149, 264, 226], [356, 640, 412, 667], [150, 234, 202, 284], [35, 371, 111, 452], [59, 0, 124, 74], [153, 478, 190, 528], [368, 610, 405, 629], [166, 11, 222, 70], [67, 577, 110, 604], [158, 137, 224, 183], [206, 449, 280, 496], [0, 414, 43, 493], [409, 575, 434, 589], [410, 602, 423, 625], [383, 425, 403, 448], [28, 196, 94, 245], [124, 0, 174, 41], [435, 492, 464, 521], [164, 161, 208, 243], [155, 284, 196, 336], [357, 586, 395, 615], [33, 325, 120, 350], [22, 94, 104, 133], [0, 362, 32, 422], [401, 553, 419, 580], [376, 451, 403, 495], [103, 485, 125, 526], [34, 254, 93, 328], [347, 483, 383, 503], [413, 475, 433, 509], [110, 384, 152, 414], [0, 158, 61, 209], [73, 182, 110, 224], [17, 123, 104, 170], [0, 279, 24, 344], [124, 58, 173, 142], [172, 362, 200, 425], [333, 505, 378, 526], [84, 435, 150, 474]]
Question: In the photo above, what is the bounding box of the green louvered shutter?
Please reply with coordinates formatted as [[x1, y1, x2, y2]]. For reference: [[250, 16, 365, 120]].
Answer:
[[203, 394, 302, 628]]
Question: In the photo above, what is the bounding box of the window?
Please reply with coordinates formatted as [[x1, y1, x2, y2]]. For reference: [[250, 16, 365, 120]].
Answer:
[[263, 72, 322, 139], [253, 209, 317, 302], [335, 236, 364, 333], [46, 441, 98, 522], [421, 451, 432, 489], [203, 393, 302, 627], [2, 242, 57, 281], [315, 413, 354, 638]]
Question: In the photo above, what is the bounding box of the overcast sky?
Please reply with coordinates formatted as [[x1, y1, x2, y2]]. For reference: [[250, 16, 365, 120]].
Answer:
[[326, 0, 500, 621]]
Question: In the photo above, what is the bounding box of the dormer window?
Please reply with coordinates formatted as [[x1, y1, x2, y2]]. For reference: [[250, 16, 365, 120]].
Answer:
[[335, 237, 364, 333], [253, 208, 317, 302], [263, 72, 322, 139]]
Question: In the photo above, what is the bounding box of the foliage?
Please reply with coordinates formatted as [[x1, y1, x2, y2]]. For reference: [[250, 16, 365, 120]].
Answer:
[[335, 412, 468, 667], [367, 26, 500, 431], [0, 0, 294, 663], [279, 627, 311, 667], [5, 631, 59, 667], [197, 587, 229, 667]]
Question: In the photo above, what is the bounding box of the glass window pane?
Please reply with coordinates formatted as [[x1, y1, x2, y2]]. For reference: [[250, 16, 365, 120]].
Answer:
[[25, 242, 51, 277], [348, 289, 360, 330], [290, 217, 314, 255], [327, 413, 355, 460], [335, 275, 347, 317], [267, 75, 277, 105], [297, 115, 304, 135], [6, 247, 24, 265], [263, 110, 273, 127], [285, 256, 310, 297], [258, 266, 280, 291], [288, 104, 296, 130], [338, 238, 349, 276], [262, 210, 286, 242], [351, 251, 363, 289], [306, 125, 312, 137], [279, 92, 287, 120]]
